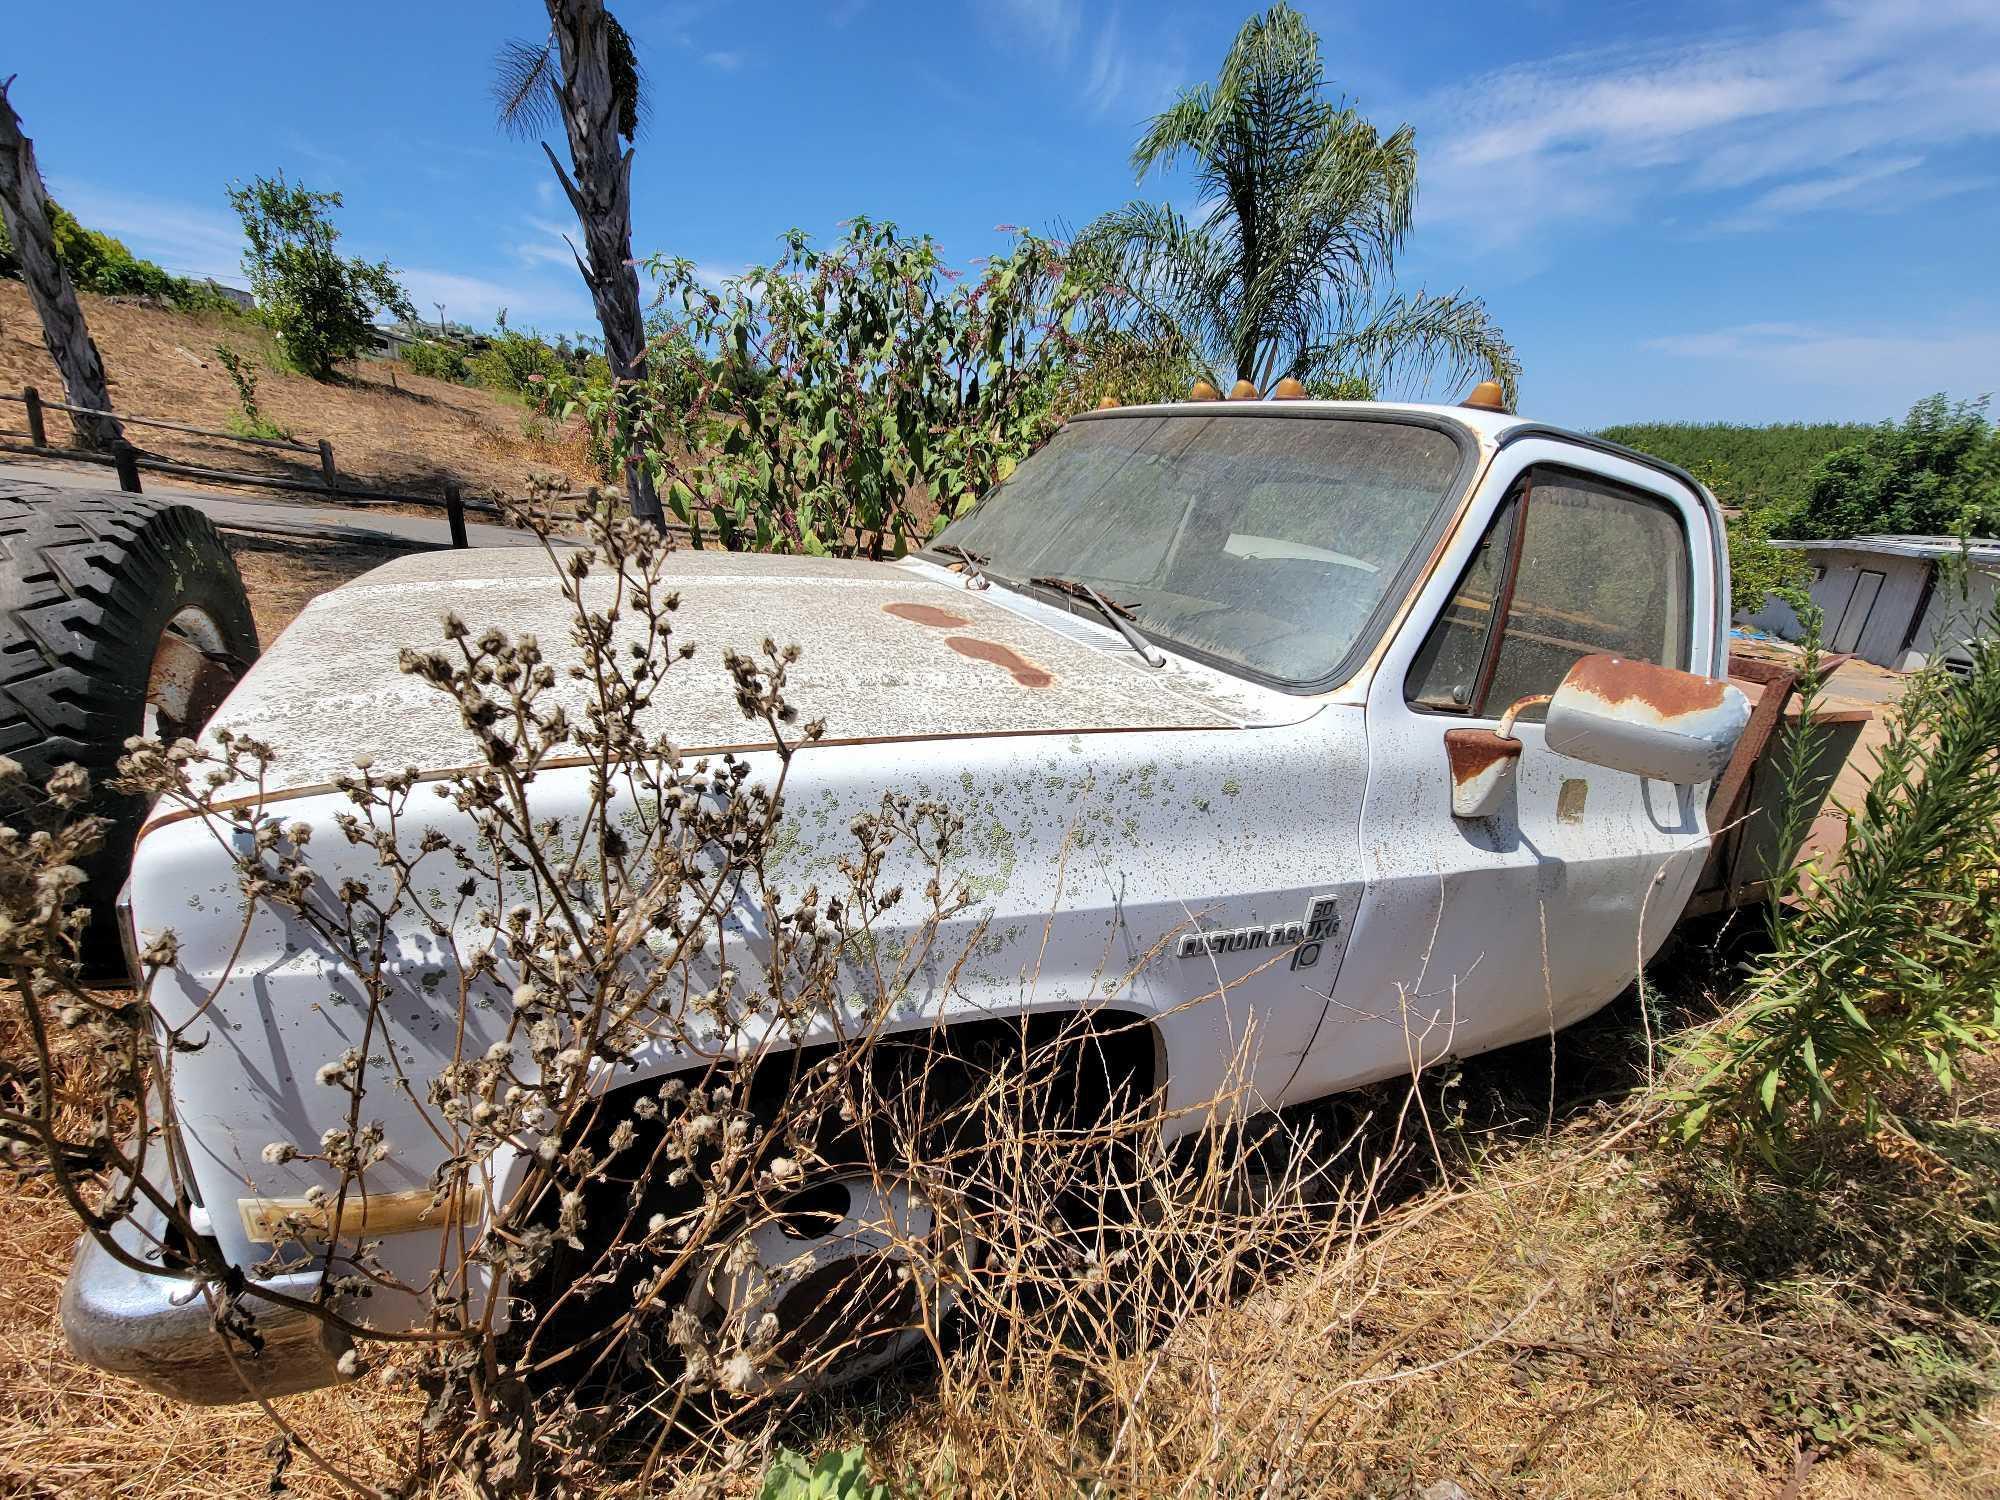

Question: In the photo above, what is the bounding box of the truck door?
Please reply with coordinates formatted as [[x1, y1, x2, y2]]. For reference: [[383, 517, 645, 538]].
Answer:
[[1288, 440, 1723, 1100]]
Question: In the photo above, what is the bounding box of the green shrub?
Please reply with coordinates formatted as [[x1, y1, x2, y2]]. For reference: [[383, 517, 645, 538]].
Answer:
[[229, 173, 412, 380], [465, 311, 598, 396], [213, 342, 290, 441], [0, 196, 235, 312], [553, 219, 1146, 554], [1781, 393, 2000, 541], [1598, 420, 1875, 513], [402, 337, 469, 382], [1671, 595, 2000, 1155], [1723, 504, 1813, 619]]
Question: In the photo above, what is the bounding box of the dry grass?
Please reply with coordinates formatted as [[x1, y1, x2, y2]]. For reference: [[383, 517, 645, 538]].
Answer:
[[1, 986, 1995, 1497], [219, 532, 422, 645], [844, 1044, 2000, 1499], [0, 281, 602, 503]]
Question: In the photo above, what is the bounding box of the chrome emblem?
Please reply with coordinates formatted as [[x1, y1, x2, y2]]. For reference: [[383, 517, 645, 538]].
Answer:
[[1177, 895, 1340, 970]]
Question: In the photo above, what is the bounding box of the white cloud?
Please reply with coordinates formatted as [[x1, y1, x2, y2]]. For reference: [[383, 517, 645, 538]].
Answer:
[[703, 50, 745, 72], [988, 0, 1182, 119], [991, 0, 1082, 61], [1415, 1, 2000, 252], [1643, 319, 2000, 403], [396, 266, 596, 333], [48, 181, 244, 284], [514, 214, 580, 269]]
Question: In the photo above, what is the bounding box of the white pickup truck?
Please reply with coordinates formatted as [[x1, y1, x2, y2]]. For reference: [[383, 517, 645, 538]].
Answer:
[[54, 389, 1756, 1401]]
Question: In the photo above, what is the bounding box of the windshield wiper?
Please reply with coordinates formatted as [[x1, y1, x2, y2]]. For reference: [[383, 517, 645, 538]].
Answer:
[[1029, 575, 1165, 668]]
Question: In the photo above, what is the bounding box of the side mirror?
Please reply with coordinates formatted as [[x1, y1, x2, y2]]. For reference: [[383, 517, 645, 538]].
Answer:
[[1544, 654, 1750, 785]]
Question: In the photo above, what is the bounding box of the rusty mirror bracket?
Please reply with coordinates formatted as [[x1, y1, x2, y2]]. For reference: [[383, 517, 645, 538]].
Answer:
[[1443, 693, 1550, 819]]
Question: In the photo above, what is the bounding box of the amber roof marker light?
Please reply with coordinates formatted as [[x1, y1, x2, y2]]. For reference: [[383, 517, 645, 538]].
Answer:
[[1227, 379, 1260, 400], [1188, 380, 1223, 401], [1460, 379, 1510, 413], [1272, 377, 1308, 400], [1095, 395, 1121, 410]]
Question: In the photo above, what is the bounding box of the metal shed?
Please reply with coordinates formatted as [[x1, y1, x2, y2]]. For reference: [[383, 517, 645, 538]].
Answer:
[[1742, 535, 1999, 671]]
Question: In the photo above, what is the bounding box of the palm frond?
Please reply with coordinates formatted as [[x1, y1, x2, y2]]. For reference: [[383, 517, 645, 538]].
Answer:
[[1077, 201, 1236, 378], [1131, 86, 1217, 180], [494, 35, 561, 140], [1297, 289, 1521, 406], [1108, 2, 1516, 394]]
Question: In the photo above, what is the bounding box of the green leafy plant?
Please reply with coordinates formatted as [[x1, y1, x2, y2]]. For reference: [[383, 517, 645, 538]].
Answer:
[[400, 336, 469, 382], [228, 173, 413, 379], [1671, 596, 2000, 1154], [1598, 420, 1874, 514], [552, 218, 1148, 554], [1702, 460, 1813, 618], [0, 195, 235, 311], [1782, 393, 2000, 541], [461, 310, 606, 396], [757, 1446, 891, 1500], [212, 342, 290, 440]]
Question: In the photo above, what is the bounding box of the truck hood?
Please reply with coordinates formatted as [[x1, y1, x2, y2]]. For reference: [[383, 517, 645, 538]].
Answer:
[[195, 547, 1313, 804]]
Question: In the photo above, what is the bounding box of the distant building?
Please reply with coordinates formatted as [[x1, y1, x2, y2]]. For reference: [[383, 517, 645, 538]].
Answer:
[[1743, 535, 1999, 672], [202, 280, 255, 313]]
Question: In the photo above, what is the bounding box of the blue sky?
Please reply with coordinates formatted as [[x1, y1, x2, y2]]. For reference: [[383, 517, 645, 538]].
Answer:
[[11, 0, 1998, 429]]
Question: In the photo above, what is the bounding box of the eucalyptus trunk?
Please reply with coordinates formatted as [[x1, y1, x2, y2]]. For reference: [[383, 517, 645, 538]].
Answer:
[[540, 0, 660, 525], [0, 81, 120, 451]]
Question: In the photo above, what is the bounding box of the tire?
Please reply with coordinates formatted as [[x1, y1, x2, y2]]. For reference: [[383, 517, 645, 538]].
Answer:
[[0, 482, 259, 973]]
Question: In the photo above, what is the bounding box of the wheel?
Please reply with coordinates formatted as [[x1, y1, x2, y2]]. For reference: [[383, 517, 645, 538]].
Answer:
[[519, 1099, 976, 1404], [0, 482, 259, 972], [685, 1161, 975, 1397]]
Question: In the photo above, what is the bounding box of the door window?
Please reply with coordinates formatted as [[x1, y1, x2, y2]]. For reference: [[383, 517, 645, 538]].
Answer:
[[1407, 467, 1692, 720]]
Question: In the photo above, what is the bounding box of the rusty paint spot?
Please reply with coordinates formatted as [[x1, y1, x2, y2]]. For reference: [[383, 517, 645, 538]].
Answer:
[[884, 602, 971, 629], [1564, 653, 1727, 719], [1444, 727, 1522, 786], [1557, 778, 1589, 823], [945, 636, 1052, 688]]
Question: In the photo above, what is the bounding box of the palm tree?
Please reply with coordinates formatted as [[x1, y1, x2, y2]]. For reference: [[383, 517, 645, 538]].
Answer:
[[1083, 4, 1519, 404], [495, 1, 662, 523]]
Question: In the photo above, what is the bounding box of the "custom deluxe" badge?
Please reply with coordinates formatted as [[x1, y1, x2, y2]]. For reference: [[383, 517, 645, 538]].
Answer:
[[1177, 895, 1340, 971]]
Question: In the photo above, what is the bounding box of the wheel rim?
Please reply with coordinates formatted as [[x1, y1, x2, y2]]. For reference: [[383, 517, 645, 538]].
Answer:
[[692, 1171, 963, 1396], [145, 606, 233, 741]]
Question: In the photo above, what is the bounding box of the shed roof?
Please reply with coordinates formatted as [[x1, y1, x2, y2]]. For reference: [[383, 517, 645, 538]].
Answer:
[[1775, 535, 2000, 566]]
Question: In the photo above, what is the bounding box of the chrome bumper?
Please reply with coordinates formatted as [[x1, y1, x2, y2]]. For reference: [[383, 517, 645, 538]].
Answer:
[[59, 1195, 347, 1405]]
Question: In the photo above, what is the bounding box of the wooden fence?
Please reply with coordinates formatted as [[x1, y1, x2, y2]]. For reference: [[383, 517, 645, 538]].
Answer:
[[0, 385, 485, 547]]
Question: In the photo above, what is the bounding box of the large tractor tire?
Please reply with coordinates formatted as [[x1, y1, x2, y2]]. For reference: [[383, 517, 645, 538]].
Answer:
[[0, 482, 259, 973]]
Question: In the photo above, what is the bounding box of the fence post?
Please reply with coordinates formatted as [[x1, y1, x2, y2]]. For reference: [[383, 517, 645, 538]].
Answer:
[[21, 387, 45, 449], [113, 443, 142, 494], [317, 439, 337, 489], [445, 484, 469, 549]]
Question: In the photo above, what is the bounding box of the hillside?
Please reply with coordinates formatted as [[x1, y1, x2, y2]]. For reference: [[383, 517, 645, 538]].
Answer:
[[1598, 419, 1876, 510], [0, 280, 599, 502]]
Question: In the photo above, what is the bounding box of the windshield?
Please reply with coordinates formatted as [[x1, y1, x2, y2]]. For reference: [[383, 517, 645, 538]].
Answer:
[[932, 412, 1467, 686]]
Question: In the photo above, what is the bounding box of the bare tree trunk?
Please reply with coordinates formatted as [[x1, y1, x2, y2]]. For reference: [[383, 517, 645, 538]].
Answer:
[[541, 1, 662, 526], [0, 79, 120, 451]]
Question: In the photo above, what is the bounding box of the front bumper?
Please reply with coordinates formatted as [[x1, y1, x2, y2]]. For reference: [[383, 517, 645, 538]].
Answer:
[[60, 1194, 347, 1405]]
